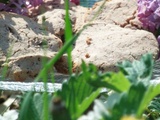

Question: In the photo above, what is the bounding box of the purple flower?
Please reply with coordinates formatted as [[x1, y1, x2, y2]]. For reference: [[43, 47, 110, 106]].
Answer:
[[137, 0, 160, 32], [0, 0, 43, 16]]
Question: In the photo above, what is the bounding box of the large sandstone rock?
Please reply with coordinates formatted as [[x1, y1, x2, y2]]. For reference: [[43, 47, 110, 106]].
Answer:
[[72, 23, 159, 72], [0, 12, 67, 81], [2, 53, 55, 81], [85, 0, 142, 29], [1, 52, 68, 82]]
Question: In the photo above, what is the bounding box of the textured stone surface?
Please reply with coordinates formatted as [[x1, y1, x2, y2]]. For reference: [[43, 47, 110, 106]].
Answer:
[[37, 0, 92, 35], [85, 0, 142, 29], [0, 12, 67, 81], [2, 53, 55, 81], [0, 12, 62, 58], [72, 6, 91, 32], [37, 9, 76, 38], [72, 23, 159, 72]]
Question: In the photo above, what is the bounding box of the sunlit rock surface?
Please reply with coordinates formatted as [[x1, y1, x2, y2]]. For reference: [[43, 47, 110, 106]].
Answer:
[[0, 12, 68, 81], [72, 23, 159, 72]]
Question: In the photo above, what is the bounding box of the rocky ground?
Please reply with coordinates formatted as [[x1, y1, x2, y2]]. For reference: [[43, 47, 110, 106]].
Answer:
[[0, 0, 159, 119]]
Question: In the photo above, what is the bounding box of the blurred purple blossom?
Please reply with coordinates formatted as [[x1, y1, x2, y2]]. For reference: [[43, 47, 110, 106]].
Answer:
[[137, 0, 160, 32], [0, 0, 43, 15], [137, 0, 160, 49]]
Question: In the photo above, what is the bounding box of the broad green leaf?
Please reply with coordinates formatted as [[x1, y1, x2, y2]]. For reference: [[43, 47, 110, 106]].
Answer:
[[56, 62, 102, 120], [19, 92, 41, 120], [110, 82, 147, 120], [117, 53, 154, 83], [19, 93, 52, 120], [137, 83, 160, 117], [99, 82, 160, 119], [33, 93, 43, 119], [88, 83, 147, 120], [77, 88, 101, 117], [103, 72, 131, 92], [88, 72, 131, 92]]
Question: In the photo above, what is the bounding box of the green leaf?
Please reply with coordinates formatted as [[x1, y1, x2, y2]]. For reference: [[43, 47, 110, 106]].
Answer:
[[56, 62, 102, 120], [96, 82, 160, 119], [65, 0, 73, 74], [19, 93, 41, 120], [110, 82, 147, 119], [117, 53, 154, 84], [137, 83, 160, 117], [104, 72, 131, 92], [90, 83, 148, 120], [88, 72, 131, 92], [81, 81, 150, 120], [148, 97, 160, 113], [19, 93, 52, 120]]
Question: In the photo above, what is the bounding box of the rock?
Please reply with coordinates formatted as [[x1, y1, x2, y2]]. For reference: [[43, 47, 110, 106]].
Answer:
[[0, 12, 62, 58], [0, 12, 67, 81], [73, 6, 92, 32], [85, 0, 142, 29], [37, 9, 76, 39], [2, 53, 55, 81], [1, 53, 69, 82], [36, 0, 79, 39], [72, 23, 159, 72], [37, 0, 93, 37]]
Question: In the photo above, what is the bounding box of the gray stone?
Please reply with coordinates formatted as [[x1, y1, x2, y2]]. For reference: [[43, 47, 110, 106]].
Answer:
[[2, 53, 55, 81], [0, 12, 67, 81], [72, 23, 159, 72]]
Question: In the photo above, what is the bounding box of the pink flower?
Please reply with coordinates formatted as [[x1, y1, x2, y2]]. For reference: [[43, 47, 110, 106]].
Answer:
[[0, 0, 43, 16]]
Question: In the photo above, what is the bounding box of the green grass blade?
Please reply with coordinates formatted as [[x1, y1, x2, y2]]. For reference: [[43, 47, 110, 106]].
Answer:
[[65, 0, 73, 74]]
